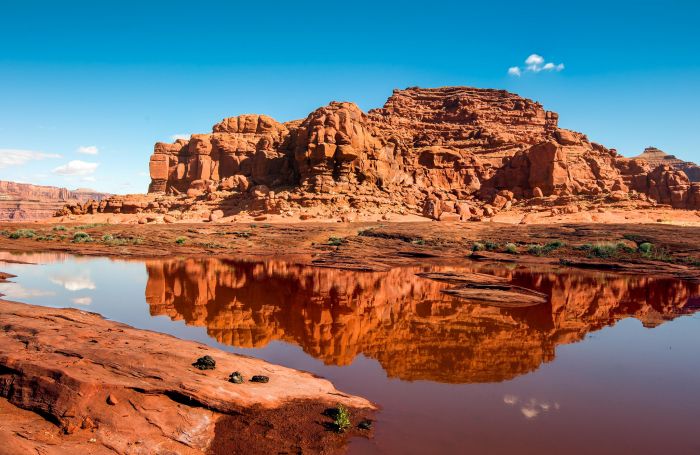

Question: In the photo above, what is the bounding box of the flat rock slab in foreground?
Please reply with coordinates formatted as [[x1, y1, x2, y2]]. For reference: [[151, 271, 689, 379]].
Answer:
[[0, 300, 375, 454]]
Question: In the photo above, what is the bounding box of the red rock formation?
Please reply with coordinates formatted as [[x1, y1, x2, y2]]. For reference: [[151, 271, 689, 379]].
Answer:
[[144, 258, 700, 383], [63, 86, 700, 220], [632, 146, 700, 182], [0, 180, 109, 221], [0, 300, 374, 454]]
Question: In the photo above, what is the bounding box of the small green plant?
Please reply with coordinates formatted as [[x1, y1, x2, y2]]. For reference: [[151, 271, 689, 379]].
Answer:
[[52, 225, 67, 231], [76, 223, 104, 230], [102, 234, 114, 242], [638, 242, 654, 255], [333, 404, 351, 433], [472, 242, 486, 252], [484, 241, 499, 251], [327, 236, 344, 246], [411, 238, 425, 245], [527, 240, 566, 256], [503, 243, 519, 254], [9, 229, 36, 239], [175, 237, 187, 245], [72, 231, 91, 243], [578, 242, 633, 258]]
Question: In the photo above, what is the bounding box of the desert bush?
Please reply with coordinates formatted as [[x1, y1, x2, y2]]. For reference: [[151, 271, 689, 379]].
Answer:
[[102, 234, 114, 242], [9, 229, 36, 239], [328, 237, 344, 246], [175, 237, 187, 245], [504, 243, 518, 254], [638, 242, 654, 255], [72, 232, 91, 243], [472, 242, 486, 252], [52, 225, 67, 231]]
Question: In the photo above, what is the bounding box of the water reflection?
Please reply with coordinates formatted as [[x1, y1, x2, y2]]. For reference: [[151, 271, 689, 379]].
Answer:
[[144, 258, 700, 383]]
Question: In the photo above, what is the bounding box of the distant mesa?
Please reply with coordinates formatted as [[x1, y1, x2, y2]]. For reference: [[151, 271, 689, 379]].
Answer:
[[632, 146, 700, 182], [0, 181, 110, 221], [57, 86, 700, 221]]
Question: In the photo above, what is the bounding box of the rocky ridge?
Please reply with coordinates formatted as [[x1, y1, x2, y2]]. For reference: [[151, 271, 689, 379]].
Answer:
[[0, 181, 109, 221], [57, 87, 700, 222], [632, 146, 700, 182]]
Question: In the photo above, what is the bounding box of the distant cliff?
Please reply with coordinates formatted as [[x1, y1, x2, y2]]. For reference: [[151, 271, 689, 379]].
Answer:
[[632, 147, 700, 182], [0, 180, 110, 221]]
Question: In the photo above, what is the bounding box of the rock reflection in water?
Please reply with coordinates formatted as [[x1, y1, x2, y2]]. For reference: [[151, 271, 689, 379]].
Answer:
[[144, 258, 700, 383]]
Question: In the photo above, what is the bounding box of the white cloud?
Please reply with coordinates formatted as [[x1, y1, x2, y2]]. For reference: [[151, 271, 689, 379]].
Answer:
[[82, 176, 97, 182], [77, 145, 99, 155], [52, 160, 99, 176], [525, 53, 545, 70], [509, 54, 565, 76], [72, 297, 92, 305], [170, 134, 190, 141], [49, 273, 96, 291], [0, 283, 56, 299], [503, 395, 560, 419], [0, 149, 61, 169]]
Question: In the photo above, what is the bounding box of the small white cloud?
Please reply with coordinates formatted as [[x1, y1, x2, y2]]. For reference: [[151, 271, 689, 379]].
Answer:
[[0, 149, 61, 169], [82, 176, 97, 182], [503, 395, 519, 405], [509, 54, 565, 76], [170, 134, 190, 141], [49, 273, 96, 291], [72, 297, 92, 306], [52, 160, 99, 176], [525, 53, 545, 70], [0, 283, 56, 299], [77, 145, 99, 155], [521, 406, 540, 419]]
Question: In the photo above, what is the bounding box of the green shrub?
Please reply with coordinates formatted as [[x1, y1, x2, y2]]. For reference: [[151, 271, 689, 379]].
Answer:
[[9, 229, 36, 239], [504, 243, 519, 254], [638, 242, 653, 255], [333, 404, 351, 433], [328, 237, 344, 246], [102, 234, 114, 242], [578, 242, 633, 258], [485, 241, 499, 251], [175, 237, 187, 245], [72, 231, 91, 243], [52, 225, 67, 231], [472, 242, 485, 252], [527, 240, 566, 256]]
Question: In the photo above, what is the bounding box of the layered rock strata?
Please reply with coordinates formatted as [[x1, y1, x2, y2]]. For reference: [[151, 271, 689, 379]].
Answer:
[[58, 87, 700, 221], [632, 147, 700, 182], [0, 181, 109, 221]]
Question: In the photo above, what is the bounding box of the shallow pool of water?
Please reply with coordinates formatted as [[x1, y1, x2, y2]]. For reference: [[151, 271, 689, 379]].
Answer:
[[1, 251, 699, 454]]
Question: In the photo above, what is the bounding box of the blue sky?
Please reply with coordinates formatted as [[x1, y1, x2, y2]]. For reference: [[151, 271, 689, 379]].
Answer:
[[1, 0, 698, 193]]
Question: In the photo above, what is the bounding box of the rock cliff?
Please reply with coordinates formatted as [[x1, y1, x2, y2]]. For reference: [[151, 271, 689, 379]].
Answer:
[[0, 181, 109, 221], [631, 146, 700, 182], [59, 87, 700, 221]]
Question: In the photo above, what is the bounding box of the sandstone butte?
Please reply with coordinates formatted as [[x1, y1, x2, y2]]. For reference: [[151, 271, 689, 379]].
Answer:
[[0, 180, 109, 221], [0, 297, 375, 454], [55, 86, 700, 223]]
